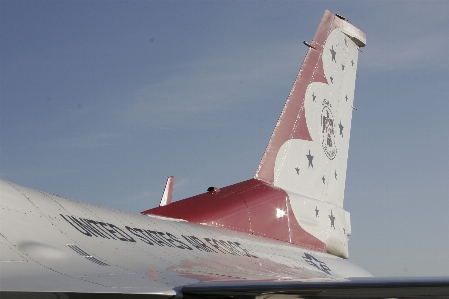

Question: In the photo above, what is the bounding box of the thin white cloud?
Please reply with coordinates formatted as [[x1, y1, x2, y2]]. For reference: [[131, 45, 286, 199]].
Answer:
[[125, 190, 157, 202], [362, 32, 449, 71], [358, 1, 449, 71], [122, 42, 302, 126], [40, 132, 118, 149], [173, 177, 191, 192]]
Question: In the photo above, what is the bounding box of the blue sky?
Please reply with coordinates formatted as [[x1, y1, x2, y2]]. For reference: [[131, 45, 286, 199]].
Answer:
[[1, 1, 448, 276]]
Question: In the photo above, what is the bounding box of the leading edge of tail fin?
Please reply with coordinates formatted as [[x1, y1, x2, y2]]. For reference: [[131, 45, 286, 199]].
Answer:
[[255, 10, 366, 209]]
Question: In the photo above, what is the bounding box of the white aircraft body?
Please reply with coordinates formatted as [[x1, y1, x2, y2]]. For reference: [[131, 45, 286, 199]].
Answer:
[[1, 10, 448, 298]]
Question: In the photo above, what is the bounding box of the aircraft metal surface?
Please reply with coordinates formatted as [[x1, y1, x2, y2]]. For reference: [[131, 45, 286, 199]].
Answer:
[[1, 10, 448, 299]]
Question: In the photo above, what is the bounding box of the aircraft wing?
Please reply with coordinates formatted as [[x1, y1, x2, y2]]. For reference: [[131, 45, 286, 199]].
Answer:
[[2, 277, 448, 298], [183, 277, 449, 298]]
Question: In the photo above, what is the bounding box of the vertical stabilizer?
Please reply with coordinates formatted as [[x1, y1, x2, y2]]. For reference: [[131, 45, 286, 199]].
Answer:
[[146, 11, 366, 258], [255, 10, 365, 209]]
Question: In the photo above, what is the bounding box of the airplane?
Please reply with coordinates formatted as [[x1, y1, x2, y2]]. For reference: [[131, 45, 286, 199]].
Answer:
[[1, 10, 448, 298]]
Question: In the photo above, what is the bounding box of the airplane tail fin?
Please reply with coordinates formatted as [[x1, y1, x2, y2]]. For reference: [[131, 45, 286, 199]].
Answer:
[[144, 11, 365, 258], [255, 10, 365, 208]]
